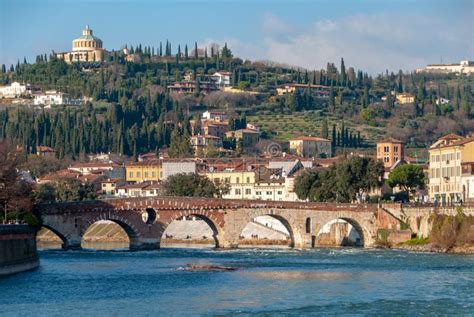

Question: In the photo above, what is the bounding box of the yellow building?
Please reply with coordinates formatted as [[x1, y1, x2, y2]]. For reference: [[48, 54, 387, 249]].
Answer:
[[125, 160, 162, 183], [395, 93, 415, 104], [199, 162, 256, 199], [289, 136, 331, 158], [56, 25, 108, 63], [428, 133, 474, 204]]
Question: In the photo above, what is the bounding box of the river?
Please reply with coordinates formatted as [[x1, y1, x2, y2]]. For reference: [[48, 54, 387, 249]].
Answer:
[[1, 247, 473, 316]]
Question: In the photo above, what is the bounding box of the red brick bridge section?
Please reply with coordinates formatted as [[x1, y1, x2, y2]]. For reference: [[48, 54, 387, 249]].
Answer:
[[36, 197, 404, 250]]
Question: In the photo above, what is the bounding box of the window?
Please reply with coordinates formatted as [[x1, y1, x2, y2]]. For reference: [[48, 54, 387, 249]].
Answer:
[[394, 146, 398, 153], [225, 177, 231, 183], [277, 191, 283, 195], [256, 191, 261, 195], [235, 189, 241, 195], [245, 189, 251, 195], [152, 172, 156, 177], [236, 177, 240, 184], [144, 172, 149, 178], [306, 218, 311, 234], [129, 172, 134, 178], [246, 177, 250, 183], [137, 172, 141, 177], [266, 191, 272, 195]]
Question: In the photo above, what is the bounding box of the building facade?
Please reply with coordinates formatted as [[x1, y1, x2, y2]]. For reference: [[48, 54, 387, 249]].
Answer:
[[125, 160, 162, 182], [289, 137, 331, 158], [376, 138, 405, 168], [428, 134, 474, 204]]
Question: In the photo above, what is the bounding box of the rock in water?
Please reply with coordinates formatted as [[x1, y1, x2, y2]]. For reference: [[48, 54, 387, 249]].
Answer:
[[185, 264, 238, 272]]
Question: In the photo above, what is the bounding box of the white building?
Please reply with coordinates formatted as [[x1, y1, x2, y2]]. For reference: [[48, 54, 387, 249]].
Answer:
[[417, 60, 474, 75], [212, 71, 232, 87], [202, 110, 226, 121], [161, 159, 197, 180], [0, 82, 38, 98], [34, 90, 82, 107]]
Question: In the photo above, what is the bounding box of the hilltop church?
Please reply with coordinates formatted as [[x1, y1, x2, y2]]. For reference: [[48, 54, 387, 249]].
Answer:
[[56, 25, 108, 63]]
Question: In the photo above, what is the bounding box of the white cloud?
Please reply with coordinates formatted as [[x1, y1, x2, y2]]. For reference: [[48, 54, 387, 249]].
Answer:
[[230, 12, 473, 74]]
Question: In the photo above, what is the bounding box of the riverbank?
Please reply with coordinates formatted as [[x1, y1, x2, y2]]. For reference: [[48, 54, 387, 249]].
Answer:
[[396, 243, 474, 254], [0, 225, 39, 276]]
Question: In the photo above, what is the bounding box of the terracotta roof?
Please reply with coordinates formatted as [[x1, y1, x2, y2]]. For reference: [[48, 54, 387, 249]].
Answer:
[[282, 83, 329, 89], [289, 136, 330, 142], [125, 159, 161, 167], [439, 133, 463, 140], [232, 129, 260, 134], [70, 162, 119, 168], [36, 146, 55, 152]]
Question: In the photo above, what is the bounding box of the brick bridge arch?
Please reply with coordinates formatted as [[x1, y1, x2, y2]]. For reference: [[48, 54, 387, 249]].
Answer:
[[158, 209, 226, 247], [228, 208, 303, 248], [80, 213, 143, 249]]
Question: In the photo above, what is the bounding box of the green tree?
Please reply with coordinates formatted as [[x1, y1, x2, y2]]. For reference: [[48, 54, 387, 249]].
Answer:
[[387, 164, 426, 202], [162, 173, 229, 198]]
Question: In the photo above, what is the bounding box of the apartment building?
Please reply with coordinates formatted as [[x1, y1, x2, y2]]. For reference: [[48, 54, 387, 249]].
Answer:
[[428, 134, 474, 204]]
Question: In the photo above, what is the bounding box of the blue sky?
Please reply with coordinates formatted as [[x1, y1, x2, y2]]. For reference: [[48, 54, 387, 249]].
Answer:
[[1, 0, 473, 73]]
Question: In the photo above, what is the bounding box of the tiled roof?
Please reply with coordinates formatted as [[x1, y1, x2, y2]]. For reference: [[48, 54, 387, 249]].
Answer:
[[289, 136, 330, 142]]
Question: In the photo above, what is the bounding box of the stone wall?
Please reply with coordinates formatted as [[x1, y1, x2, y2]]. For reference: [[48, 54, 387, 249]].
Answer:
[[0, 225, 39, 276]]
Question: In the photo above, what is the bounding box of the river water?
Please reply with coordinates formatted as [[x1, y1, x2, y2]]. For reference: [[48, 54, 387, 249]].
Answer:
[[1, 247, 473, 316]]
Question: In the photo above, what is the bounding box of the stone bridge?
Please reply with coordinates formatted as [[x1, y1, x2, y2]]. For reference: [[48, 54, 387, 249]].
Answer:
[[36, 197, 405, 250]]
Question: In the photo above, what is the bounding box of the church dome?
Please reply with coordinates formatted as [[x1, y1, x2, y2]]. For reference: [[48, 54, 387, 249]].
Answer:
[[72, 25, 103, 51]]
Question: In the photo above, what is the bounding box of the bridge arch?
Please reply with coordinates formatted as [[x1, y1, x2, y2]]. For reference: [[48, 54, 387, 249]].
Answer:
[[160, 210, 224, 248], [236, 209, 302, 248], [80, 214, 141, 249], [315, 216, 369, 247], [37, 224, 69, 249]]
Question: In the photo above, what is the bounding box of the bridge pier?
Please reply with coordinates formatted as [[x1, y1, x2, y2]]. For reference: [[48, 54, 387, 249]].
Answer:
[[130, 238, 161, 251], [63, 242, 82, 251]]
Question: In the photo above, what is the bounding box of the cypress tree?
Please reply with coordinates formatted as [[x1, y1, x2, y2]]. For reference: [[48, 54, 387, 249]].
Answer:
[[321, 118, 329, 139], [340, 58, 346, 86]]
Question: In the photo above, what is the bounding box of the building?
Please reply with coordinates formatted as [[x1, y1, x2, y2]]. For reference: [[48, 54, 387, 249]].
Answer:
[[202, 111, 226, 121], [68, 162, 119, 175], [161, 159, 197, 180], [289, 136, 331, 158], [376, 138, 405, 169], [36, 146, 55, 158], [33, 90, 82, 107], [190, 135, 222, 155], [199, 161, 256, 199], [395, 93, 415, 104], [226, 129, 260, 148], [0, 82, 39, 98], [125, 160, 162, 182], [100, 178, 126, 196], [416, 60, 474, 75], [212, 71, 232, 87], [201, 121, 229, 139], [167, 80, 218, 94], [461, 162, 474, 203], [56, 25, 107, 63], [428, 134, 474, 204], [276, 84, 330, 97]]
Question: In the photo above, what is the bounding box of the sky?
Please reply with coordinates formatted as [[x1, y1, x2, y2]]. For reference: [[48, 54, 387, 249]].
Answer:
[[0, 0, 473, 74]]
